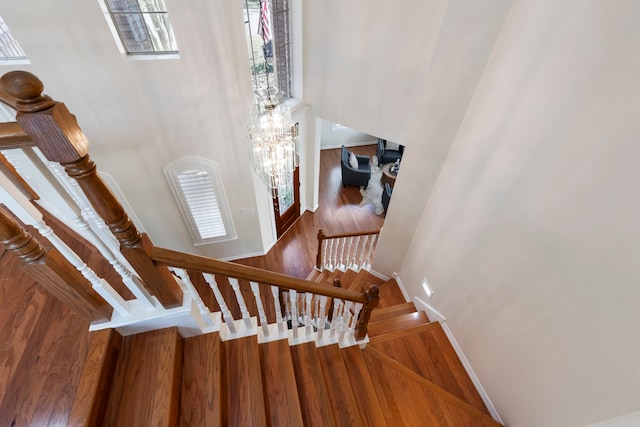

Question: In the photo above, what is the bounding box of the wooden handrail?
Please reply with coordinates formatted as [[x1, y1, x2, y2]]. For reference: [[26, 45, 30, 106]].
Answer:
[[0, 70, 183, 309], [317, 228, 381, 241], [150, 246, 368, 304], [0, 121, 35, 149], [0, 205, 112, 323]]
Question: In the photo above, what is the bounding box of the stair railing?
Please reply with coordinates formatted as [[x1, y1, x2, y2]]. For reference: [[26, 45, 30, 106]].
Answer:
[[316, 228, 380, 272], [0, 70, 380, 344], [151, 246, 379, 343]]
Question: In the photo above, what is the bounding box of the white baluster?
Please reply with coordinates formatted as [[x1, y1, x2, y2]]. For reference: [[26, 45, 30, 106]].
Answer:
[[327, 239, 334, 270], [316, 296, 328, 343], [322, 239, 329, 271], [26, 148, 155, 308], [339, 301, 354, 343], [203, 273, 236, 334], [228, 278, 252, 330], [290, 290, 298, 341], [358, 235, 370, 270], [339, 237, 347, 270], [364, 234, 378, 270], [346, 237, 354, 270], [170, 268, 215, 327], [271, 286, 285, 335], [351, 236, 361, 270], [304, 293, 314, 338], [250, 281, 269, 339], [329, 298, 344, 342]]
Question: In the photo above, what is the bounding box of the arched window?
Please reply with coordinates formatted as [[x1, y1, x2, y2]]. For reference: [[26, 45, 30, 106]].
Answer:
[[164, 157, 236, 245]]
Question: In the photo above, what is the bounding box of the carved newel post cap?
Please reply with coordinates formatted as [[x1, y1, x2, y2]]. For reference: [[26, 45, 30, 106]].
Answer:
[[0, 70, 54, 112]]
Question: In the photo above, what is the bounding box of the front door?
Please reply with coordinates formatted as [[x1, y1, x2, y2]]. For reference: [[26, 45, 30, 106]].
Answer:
[[273, 166, 300, 238]]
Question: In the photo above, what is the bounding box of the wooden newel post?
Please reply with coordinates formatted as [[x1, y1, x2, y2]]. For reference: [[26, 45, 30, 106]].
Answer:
[[316, 229, 325, 269], [0, 70, 183, 308], [355, 284, 379, 341], [0, 206, 112, 323]]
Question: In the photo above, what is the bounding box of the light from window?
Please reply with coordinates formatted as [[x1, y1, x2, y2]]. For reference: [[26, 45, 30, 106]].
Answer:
[[103, 0, 178, 55], [0, 16, 28, 62], [164, 158, 236, 245]]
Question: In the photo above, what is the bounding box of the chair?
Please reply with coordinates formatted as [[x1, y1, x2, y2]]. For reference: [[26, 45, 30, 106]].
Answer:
[[377, 138, 405, 165], [341, 145, 371, 189], [382, 182, 393, 214]]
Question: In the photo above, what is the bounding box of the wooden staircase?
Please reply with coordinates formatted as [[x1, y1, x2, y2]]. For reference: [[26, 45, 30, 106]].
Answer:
[[69, 269, 502, 427]]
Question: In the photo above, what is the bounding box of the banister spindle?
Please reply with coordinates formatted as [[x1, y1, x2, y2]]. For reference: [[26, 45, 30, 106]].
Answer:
[[339, 237, 347, 270], [289, 290, 299, 340], [271, 286, 285, 334], [364, 234, 378, 269], [228, 278, 252, 330], [351, 236, 361, 269], [358, 235, 370, 269], [304, 292, 313, 338], [250, 281, 269, 338], [203, 273, 236, 334], [1, 70, 182, 309], [171, 268, 215, 327]]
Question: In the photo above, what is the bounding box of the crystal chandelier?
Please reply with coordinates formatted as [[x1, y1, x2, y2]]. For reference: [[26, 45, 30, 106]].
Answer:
[[247, 0, 299, 198], [249, 86, 298, 197]]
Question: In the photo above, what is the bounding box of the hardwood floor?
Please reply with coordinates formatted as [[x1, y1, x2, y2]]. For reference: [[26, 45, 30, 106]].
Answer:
[[234, 144, 384, 278], [0, 143, 383, 424]]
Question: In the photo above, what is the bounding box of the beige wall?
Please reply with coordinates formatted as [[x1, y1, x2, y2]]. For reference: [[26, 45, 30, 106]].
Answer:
[[396, 1, 640, 426]]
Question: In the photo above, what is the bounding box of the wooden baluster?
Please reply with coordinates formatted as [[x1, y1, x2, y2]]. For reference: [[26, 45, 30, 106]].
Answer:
[[250, 281, 269, 338], [364, 234, 378, 270], [289, 290, 298, 341], [0, 205, 112, 323], [170, 268, 215, 327], [228, 278, 252, 330], [203, 273, 236, 334], [316, 229, 324, 269], [271, 285, 285, 335], [1, 71, 182, 308], [355, 284, 380, 340]]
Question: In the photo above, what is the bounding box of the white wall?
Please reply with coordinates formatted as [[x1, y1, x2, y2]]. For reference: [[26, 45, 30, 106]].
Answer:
[[2, 0, 266, 259], [397, 1, 640, 426], [318, 119, 376, 150]]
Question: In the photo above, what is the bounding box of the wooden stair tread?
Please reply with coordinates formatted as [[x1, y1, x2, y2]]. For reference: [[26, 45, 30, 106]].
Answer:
[[103, 327, 183, 427], [367, 311, 430, 338], [370, 302, 417, 323], [259, 339, 304, 426], [363, 347, 501, 426], [180, 332, 222, 427], [290, 342, 336, 426], [377, 278, 409, 308], [222, 336, 266, 426], [317, 344, 364, 426], [369, 322, 489, 415], [68, 329, 121, 427], [340, 345, 388, 426]]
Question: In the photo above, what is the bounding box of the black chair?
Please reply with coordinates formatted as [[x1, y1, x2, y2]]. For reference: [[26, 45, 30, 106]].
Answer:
[[341, 145, 371, 189], [382, 182, 393, 214], [377, 138, 404, 165]]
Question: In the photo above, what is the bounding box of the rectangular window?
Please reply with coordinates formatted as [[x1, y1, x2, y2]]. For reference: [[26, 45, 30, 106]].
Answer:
[[0, 16, 29, 64], [103, 0, 178, 55]]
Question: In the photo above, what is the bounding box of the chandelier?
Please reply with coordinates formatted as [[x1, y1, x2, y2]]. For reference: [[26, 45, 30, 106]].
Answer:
[[247, 0, 299, 198]]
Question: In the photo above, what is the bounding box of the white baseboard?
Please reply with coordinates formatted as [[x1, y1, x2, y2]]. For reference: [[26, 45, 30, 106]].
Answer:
[[413, 297, 503, 424], [392, 272, 411, 303]]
